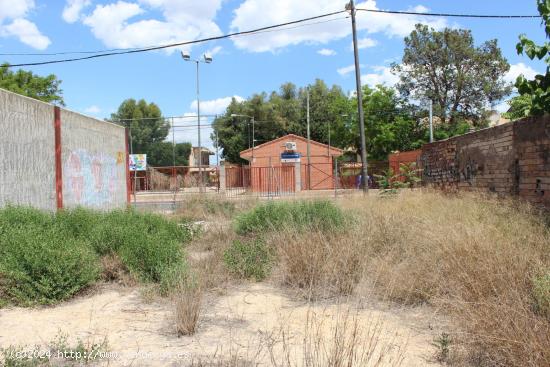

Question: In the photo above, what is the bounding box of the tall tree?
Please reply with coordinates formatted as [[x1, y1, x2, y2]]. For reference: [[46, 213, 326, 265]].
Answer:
[[336, 85, 426, 161], [111, 99, 189, 166], [111, 99, 168, 154], [393, 24, 511, 127], [0, 64, 64, 105], [515, 0, 550, 115]]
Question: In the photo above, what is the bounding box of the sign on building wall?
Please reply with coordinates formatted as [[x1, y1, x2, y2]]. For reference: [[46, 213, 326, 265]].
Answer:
[[281, 152, 301, 163], [129, 154, 147, 171]]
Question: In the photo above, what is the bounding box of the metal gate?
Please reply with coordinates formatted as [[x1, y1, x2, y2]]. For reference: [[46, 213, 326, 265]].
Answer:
[[225, 165, 295, 197]]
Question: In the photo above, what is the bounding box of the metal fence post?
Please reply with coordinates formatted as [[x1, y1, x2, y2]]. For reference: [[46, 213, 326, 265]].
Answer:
[[334, 157, 338, 199], [219, 161, 226, 194]]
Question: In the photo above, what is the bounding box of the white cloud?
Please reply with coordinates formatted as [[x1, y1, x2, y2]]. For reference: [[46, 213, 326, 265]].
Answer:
[[337, 64, 362, 76], [84, 105, 101, 114], [504, 62, 540, 84], [0, 0, 50, 49], [62, 0, 92, 23], [353, 37, 377, 50], [0, 0, 34, 22], [81, 0, 223, 52], [2, 18, 50, 49], [361, 66, 399, 87], [189, 96, 245, 115], [317, 48, 336, 56], [230, 0, 449, 53]]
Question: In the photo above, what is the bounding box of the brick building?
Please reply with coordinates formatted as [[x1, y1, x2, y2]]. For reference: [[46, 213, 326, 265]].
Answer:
[[239, 134, 343, 192]]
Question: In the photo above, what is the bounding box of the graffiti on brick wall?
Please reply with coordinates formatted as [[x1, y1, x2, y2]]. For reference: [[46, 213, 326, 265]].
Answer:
[[64, 149, 117, 206], [421, 153, 458, 184]]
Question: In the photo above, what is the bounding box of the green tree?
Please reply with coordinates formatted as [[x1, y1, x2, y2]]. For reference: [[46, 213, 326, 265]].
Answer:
[[515, 0, 550, 115], [148, 142, 192, 166], [502, 94, 533, 120], [111, 99, 190, 166], [393, 24, 512, 127], [0, 64, 64, 105], [338, 85, 426, 161]]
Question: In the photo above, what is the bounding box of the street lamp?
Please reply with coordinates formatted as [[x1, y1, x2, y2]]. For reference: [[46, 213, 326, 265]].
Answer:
[[181, 52, 213, 192], [231, 114, 255, 160]]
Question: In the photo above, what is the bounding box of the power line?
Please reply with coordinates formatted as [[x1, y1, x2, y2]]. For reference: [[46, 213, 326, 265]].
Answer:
[[2, 10, 346, 67], [0, 17, 347, 57], [5, 7, 539, 66], [356, 8, 540, 19]]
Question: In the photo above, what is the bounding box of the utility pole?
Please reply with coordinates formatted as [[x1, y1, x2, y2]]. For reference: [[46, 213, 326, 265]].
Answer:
[[215, 118, 219, 166], [306, 87, 312, 190], [252, 116, 255, 161], [195, 61, 204, 193], [348, 0, 368, 193], [429, 99, 434, 143], [327, 121, 331, 157]]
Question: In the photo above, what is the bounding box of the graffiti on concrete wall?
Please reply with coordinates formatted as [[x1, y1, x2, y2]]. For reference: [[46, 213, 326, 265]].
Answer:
[[64, 149, 117, 206]]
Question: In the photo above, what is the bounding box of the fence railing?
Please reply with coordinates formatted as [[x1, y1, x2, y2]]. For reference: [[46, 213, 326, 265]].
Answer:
[[129, 161, 383, 203]]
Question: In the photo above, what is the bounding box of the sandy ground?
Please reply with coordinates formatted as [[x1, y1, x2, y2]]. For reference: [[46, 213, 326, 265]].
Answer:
[[0, 283, 445, 366]]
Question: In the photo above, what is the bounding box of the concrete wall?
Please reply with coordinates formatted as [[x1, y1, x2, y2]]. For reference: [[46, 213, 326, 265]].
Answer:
[[0, 89, 56, 211], [61, 110, 128, 210], [0, 88, 129, 211], [420, 115, 550, 207]]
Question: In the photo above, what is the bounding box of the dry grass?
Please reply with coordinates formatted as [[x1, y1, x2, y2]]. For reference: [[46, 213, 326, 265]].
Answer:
[[270, 229, 363, 299], [260, 191, 550, 366], [100, 253, 136, 286], [173, 279, 203, 336], [342, 190, 550, 367], [175, 195, 258, 222], [187, 222, 237, 292], [268, 307, 405, 367]]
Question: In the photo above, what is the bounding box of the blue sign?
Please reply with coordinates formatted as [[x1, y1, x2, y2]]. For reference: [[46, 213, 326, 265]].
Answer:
[[281, 152, 301, 163], [281, 152, 301, 159]]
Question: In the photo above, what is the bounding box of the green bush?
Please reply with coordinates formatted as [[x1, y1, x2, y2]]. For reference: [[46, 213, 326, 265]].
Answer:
[[533, 272, 550, 318], [0, 206, 191, 305], [224, 239, 273, 281], [234, 200, 348, 235], [0, 227, 99, 305]]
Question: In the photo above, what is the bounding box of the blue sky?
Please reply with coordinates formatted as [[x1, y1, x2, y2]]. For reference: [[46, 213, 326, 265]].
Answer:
[[0, 0, 547, 154]]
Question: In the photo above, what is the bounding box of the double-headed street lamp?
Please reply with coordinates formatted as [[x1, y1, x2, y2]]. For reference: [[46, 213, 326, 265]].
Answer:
[[231, 114, 255, 160], [181, 52, 212, 192]]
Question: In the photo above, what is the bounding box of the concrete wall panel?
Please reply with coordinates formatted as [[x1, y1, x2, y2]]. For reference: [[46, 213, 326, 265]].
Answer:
[[0, 89, 56, 210], [60, 110, 127, 210]]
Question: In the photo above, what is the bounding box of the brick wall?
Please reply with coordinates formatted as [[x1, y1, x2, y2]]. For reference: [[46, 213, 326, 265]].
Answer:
[[389, 149, 422, 174], [420, 115, 550, 207]]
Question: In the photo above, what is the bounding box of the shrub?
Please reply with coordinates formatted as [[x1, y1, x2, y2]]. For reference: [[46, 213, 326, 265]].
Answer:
[[234, 200, 347, 235], [0, 206, 191, 305], [224, 239, 272, 281], [0, 227, 99, 305]]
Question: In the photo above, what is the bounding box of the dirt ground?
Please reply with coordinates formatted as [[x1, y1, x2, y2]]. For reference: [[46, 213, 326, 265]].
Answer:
[[0, 282, 447, 366]]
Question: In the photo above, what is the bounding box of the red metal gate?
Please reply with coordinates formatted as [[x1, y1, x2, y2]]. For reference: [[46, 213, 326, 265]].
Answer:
[[225, 165, 295, 197]]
